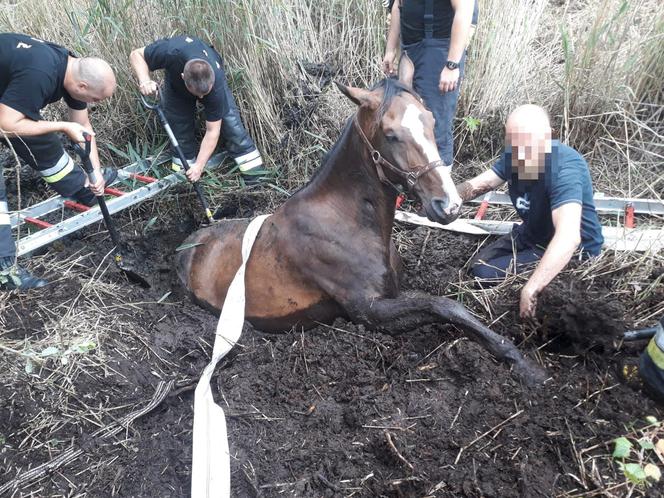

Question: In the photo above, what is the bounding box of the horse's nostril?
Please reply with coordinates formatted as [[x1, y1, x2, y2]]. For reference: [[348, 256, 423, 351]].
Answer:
[[431, 197, 449, 215]]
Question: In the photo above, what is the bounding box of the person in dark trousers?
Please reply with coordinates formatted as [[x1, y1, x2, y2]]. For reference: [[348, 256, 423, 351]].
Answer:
[[456, 104, 604, 319], [636, 317, 664, 403], [621, 317, 664, 404], [0, 32, 117, 290], [130, 35, 265, 184], [382, 0, 478, 168]]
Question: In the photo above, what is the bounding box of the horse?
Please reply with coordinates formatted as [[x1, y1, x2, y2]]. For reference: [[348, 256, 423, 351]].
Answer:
[[176, 79, 546, 385]]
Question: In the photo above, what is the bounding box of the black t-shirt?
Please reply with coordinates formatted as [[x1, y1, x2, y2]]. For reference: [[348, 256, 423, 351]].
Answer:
[[394, 0, 479, 45], [0, 33, 86, 121], [144, 35, 229, 122]]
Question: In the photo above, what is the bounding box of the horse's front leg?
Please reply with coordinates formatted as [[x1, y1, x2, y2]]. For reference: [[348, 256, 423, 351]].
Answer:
[[343, 292, 547, 386]]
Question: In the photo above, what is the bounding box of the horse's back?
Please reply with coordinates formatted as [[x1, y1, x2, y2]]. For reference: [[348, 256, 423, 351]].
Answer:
[[176, 219, 248, 313], [176, 215, 342, 331]]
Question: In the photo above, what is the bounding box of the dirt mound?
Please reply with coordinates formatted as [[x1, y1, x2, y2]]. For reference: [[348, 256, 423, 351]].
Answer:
[[1, 219, 662, 497]]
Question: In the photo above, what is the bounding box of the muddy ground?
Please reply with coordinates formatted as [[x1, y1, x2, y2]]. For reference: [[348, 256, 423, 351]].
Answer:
[[1, 191, 663, 498]]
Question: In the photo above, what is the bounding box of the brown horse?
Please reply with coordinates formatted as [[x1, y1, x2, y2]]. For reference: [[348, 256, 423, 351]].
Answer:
[[176, 79, 545, 384]]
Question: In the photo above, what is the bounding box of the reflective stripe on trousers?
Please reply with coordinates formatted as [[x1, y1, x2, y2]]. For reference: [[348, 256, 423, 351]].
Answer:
[[234, 149, 263, 172], [0, 201, 9, 226], [39, 153, 75, 184]]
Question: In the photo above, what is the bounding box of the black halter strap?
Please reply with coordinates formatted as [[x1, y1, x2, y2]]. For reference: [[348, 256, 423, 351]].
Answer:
[[353, 114, 442, 192]]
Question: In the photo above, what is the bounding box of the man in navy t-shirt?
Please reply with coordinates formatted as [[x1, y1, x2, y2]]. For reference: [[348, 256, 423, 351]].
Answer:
[[130, 36, 265, 184], [456, 104, 604, 319], [0, 33, 117, 290]]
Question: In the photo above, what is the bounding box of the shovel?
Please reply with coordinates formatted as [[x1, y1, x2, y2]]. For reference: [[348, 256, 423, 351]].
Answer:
[[72, 133, 151, 288], [622, 318, 663, 342], [140, 92, 215, 223]]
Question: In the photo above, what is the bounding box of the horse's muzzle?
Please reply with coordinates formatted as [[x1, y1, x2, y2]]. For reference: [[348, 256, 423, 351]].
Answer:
[[428, 197, 461, 225]]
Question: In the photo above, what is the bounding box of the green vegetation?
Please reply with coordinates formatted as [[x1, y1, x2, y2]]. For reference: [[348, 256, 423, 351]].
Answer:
[[1, 0, 661, 196]]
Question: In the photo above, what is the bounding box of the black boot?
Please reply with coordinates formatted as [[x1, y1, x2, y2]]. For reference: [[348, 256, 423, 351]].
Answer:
[[71, 167, 119, 207], [241, 166, 270, 186], [0, 257, 49, 290]]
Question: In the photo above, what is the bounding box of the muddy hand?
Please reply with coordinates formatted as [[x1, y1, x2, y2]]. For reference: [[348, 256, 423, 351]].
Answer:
[[186, 162, 204, 182], [382, 51, 396, 76], [86, 168, 106, 196], [62, 122, 94, 143], [139, 79, 159, 96], [439, 67, 459, 93], [519, 285, 539, 320]]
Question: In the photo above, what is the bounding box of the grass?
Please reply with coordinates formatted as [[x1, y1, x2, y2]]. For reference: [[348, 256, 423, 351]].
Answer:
[[1, 0, 662, 195]]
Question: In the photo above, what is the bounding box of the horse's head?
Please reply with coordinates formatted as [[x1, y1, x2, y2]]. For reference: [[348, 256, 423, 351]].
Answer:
[[336, 79, 462, 225]]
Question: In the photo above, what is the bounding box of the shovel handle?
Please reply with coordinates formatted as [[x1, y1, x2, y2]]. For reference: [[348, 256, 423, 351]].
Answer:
[[71, 134, 123, 249], [622, 326, 660, 342], [142, 92, 214, 222]]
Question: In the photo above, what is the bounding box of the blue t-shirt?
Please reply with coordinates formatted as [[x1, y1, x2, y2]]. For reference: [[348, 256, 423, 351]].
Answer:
[[491, 141, 604, 256]]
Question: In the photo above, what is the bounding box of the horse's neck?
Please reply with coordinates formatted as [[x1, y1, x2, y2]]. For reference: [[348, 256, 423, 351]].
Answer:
[[299, 119, 398, 239]]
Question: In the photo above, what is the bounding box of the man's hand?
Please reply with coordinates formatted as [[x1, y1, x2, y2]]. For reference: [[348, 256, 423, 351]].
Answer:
[[139, 80, 159, 96], [84, 167, 105, 196], [519, 284, 539, 320], [61, 122, 94, 143], [186, 162, 204, 182], [382, 51, 397, 76], [439, 66, 460, 93]]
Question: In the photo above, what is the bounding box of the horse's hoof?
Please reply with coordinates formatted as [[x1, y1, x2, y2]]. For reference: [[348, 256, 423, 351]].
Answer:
[[512, 359, 548, 387]]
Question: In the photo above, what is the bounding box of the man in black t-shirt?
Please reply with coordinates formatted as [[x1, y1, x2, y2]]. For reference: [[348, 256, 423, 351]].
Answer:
[[382, 0, 477, 168], [0, 33, 117, 290], [130, 36, 265, 184]]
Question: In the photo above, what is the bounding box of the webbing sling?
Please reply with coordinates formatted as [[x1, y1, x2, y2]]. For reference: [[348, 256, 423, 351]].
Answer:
[[424, 0, 434, 39]]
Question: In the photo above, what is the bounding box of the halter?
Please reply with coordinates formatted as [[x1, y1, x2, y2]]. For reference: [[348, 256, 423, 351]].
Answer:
[[353, 114, 443, 192]]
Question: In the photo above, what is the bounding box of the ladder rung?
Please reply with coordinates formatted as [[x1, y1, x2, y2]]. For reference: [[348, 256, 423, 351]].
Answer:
[[63, 200, 91, 212], [24, 217, 53, 229], [104, 187, 125, 196], [129, 173, 158, 184]]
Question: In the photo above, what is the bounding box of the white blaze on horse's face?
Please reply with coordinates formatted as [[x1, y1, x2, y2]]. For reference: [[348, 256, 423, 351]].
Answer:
[[400, 104, 462, 214]]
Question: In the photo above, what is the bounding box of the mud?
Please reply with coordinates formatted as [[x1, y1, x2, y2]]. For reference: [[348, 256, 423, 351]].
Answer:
[[1, 211, 663, 497]]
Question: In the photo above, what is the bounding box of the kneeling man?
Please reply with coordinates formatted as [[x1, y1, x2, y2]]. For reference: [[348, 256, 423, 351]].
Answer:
[[457, 105, 604, 318], [130, 35, 265, 183]]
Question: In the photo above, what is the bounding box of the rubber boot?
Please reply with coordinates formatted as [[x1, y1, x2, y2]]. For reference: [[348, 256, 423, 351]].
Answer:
[[0, 256, 48, 290]]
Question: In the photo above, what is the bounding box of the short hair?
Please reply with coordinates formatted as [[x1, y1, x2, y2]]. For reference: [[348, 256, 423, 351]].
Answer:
[[183, 59, 215, 95], [76, 57, 116, 93]]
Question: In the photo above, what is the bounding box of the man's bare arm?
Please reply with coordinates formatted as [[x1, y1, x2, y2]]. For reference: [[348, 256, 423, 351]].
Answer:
[[382, 0, 402, 75], [0, 103, 90, 142], [448, 0, 474, 63], [187, 119, 221, 182], [519, 202, 583, 318], [456, 169, 505, 202], [130, 47, 158, 95]]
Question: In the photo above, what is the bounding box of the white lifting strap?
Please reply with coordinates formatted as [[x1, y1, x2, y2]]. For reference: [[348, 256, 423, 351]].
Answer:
[[190, 213, 270, 498]]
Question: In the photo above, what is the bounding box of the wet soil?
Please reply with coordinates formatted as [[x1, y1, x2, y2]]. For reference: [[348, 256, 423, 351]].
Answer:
[[1, 201, 663, 497]]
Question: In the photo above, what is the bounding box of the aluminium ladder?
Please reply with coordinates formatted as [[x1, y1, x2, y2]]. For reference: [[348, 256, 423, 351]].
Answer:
[[10, 152, 226, 257]]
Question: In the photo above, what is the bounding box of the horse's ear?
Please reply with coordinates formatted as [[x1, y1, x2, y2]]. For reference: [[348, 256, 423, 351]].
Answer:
[[335, 81, 380, 109], [398, 56, 414, 88]]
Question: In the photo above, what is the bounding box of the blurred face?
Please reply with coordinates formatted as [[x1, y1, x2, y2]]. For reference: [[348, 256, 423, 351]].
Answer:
[[507, 126, 552, 180]]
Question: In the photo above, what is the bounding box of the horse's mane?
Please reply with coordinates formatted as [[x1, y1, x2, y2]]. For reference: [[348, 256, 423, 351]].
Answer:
[[373, 77, 421, 123]]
